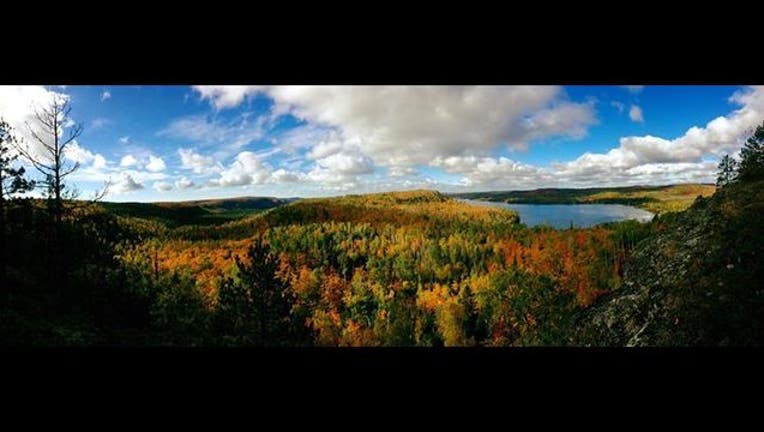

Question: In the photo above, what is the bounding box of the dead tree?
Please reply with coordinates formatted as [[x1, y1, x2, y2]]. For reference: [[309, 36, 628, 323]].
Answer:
[[11, 95, 87, 296], [14, 95, 82, 228]]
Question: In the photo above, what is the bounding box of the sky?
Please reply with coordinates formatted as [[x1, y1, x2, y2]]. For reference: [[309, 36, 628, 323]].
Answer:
[[0, 85, 761, 202]]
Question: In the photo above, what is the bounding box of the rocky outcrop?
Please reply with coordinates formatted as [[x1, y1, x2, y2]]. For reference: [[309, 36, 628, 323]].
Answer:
[[576, 181, 764, 346]]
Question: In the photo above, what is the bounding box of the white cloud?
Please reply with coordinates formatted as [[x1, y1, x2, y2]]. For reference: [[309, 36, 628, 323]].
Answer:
[[153, 181, 173, 192], [555, 86, 764, 185], [432, 155, 543, 188], [622, 85, 645, 94], [0, 85, 70, 160], [303, 144, 375, 185], [101, 91, 111, 101], [120, 154, 138, 167], [193, 86, 598, 167], [193, 85, 266, 109], [271, 169, 303, 183], [90, 118, 111, 129], [418, 86, 764, 189], [61, 142, 110, 173], [271, 124, 335, 155], [388, 166, 417, 177], [178, 148, 220, 174], [306, 139, 344, 160], [63, 142, 95, 164], [174, 176, 196, 189], [93, 154, 107, 170], [116, 173, 144, 192], [22, 84, 757, 198], [314, 152, 374, 176], [216, 151, 273, 186], [205, 151, 309, 188], [629, 105, 644, 123], [119, 136, 130, 144], [145, 155, 166, 172], [160, 113, 266, 157], [119, 154, 165, 172]]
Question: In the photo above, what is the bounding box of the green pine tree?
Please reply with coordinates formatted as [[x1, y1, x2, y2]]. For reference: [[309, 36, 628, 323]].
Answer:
[[738, 122, 764, 182], [716, 154, 738, 187], [215, 235, 305, 346], [0, 120, 35, 287]]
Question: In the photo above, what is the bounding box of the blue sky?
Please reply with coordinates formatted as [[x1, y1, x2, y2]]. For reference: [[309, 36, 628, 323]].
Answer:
[[1, 85, 761, 201]]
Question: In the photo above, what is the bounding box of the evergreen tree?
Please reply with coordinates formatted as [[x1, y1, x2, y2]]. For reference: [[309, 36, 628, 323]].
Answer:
[[215, 235, 305, 345], [738, 122, 764, 182], [0, 120, 35, 287], [716, 154, 738, 187]]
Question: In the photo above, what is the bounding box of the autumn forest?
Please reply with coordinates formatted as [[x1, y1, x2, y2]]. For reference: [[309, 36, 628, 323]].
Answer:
[[2, 93, 764, 347]]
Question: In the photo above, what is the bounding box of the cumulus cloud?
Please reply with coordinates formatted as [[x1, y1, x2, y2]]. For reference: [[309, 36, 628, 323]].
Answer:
[[174, 176, 196, 189], [418, 86, 764, 189], [116, 173, 144, 192], [303, 144, 375, 185], [145, 155, 166, 172], [216, 151, 273, 186], [93, 155, 107, 170], [60, 142, 110, 173], [153, 181, 173, 192], [118, 153, 165, 173], [629, 105, 644, 122], [313, 152, 374, 176], [119, 136, 130, 144], [178, 148, 220, 174], [120, 154, 138, 167], [272, 124, 335, 155], [63, 142, 95, 164], [45, 84, 759, 197], [101, 91, 111, 101], [193, 85, 266, 109], [306, 139, 344, 160], [555, 86, 764, 185], [432, 155, 543, 188], [0, 85, 71, 160], [388, 166, 417, 177], [271, 169, 303, 183], [193, 86, 597, 167]]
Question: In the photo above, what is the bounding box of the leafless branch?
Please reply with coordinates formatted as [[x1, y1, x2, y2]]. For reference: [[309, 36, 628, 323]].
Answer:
[[61, 124, 83, 148], [12, 140, 55, 174], [91, 179, 113, 202], [60, 162, 80, 178], [25, 121, 55, 154]]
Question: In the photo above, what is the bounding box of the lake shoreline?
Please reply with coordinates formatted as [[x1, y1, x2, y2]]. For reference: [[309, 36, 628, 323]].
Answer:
[[450, 184, 716, 214], [459, 199, 655, 229]]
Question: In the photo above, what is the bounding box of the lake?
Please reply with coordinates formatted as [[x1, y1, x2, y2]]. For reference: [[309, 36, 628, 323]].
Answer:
[[461, 200, 655, 228]]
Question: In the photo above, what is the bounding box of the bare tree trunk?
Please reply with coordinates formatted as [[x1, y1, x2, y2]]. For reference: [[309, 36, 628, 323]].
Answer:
[[9, 95, 85, 298]]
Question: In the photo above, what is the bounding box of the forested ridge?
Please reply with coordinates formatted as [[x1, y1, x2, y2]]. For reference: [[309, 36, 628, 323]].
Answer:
[[2, 117, 763, 346], [453, 183, 716, 214], [0, 186, 665, 346]]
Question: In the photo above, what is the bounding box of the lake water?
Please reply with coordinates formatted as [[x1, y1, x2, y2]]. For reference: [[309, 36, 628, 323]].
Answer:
[[461, 200, 655, 228]]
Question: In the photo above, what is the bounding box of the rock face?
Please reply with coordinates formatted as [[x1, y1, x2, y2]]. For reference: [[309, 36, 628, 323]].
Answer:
[[576, 180, 764, 346]]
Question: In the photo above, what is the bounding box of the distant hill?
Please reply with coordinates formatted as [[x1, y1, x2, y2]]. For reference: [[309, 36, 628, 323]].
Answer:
[[451, 184, 716, 214], [164, 189, 520, 241], [100, 196, 294, 228]]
